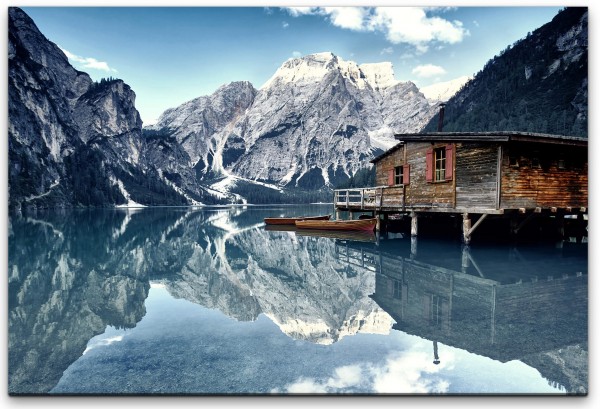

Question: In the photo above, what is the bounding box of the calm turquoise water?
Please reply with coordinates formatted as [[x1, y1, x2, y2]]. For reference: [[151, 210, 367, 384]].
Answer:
[[8, 205, 588, 395]]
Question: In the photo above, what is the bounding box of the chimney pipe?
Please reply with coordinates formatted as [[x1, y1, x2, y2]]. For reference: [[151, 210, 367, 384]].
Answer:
[[437, 103, 446, 132]]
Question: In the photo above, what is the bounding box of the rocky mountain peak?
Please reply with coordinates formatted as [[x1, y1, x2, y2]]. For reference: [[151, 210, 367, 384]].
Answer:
[[261, 52, 400, 92], [359, 62, 400, 90]]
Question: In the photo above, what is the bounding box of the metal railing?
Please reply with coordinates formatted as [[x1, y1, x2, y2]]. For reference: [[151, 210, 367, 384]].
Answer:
[[334, 185, 405, 210]]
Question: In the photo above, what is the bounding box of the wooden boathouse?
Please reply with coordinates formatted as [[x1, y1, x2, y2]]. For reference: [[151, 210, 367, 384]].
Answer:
[[334, 131, 588, 243]]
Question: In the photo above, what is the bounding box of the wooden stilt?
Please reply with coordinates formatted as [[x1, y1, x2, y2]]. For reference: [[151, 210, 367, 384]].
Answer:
[[410, 212, 418, 237], [462, 213, 472, 245], [410, 236, 417, 259]]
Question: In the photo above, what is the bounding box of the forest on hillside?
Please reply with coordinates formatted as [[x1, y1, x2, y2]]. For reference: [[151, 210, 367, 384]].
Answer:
[[422, 7, 587, 137]]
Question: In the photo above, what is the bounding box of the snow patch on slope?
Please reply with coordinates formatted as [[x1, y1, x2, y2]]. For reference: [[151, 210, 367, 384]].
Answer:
[[359, 62, 400, 90], [420, 75, 471, 102], [368, 127, 398, 151], [114, 179, 146, 208]]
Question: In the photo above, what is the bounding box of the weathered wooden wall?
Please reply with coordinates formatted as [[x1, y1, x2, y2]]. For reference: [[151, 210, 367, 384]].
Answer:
[[375, 145, 404, 186], [373, 139, 587, 212], [405, 143, 454, 208], [500, 143, 588, 209], [455, 143, 499, 209]]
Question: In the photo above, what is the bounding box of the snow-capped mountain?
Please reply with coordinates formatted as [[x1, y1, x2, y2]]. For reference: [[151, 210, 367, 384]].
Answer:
[[420, 75, 472, 102], [149, 52, 437, 193]]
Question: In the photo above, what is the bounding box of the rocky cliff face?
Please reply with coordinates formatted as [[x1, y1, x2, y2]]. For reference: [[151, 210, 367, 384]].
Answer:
[[8, 7, 225, 209]]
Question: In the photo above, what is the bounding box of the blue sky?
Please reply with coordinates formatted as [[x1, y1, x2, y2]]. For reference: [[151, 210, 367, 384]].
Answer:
[[13, 3, 572, 124]]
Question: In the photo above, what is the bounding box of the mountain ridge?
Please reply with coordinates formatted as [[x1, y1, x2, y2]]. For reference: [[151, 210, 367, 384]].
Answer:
[[422, 7, 587, 136]]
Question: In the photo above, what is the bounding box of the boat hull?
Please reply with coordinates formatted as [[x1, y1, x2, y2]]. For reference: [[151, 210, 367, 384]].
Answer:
[[295, 218, 377, 232], [264, 214, 331, 225]]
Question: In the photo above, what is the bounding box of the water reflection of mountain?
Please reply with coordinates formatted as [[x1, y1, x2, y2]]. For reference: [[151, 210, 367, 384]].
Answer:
[[336, 236, 588, 395], [152, 207, 392, 344], [8, 209, 157, 394], [8, 206, 391, 394]]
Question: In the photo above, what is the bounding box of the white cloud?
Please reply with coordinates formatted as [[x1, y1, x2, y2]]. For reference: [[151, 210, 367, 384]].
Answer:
[[326, 365, 363, 389], [322, 7, 368, 30], [370, 351, 450, 394], [285, 7, 319, 17], [282, 21, 289, 29], [60, 47, 118, 73], [412, 64, 447, 78], [274, 347, 454, 394], [292, 51, 302, 58], [380, 47, 394, 55], [282, 7, 468, 53]]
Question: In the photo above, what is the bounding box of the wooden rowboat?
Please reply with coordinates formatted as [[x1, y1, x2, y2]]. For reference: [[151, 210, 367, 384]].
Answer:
[[264, 214, 331, 225], [295, 218, 377, 232]]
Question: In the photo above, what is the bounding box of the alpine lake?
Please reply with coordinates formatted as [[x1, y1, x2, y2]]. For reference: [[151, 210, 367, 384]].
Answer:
[[8, 204, 588, 395]]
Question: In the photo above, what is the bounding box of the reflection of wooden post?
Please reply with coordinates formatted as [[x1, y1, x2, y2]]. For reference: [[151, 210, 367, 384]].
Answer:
[[349, 211, 354, 220], [491, 284, 497, 344], [410, 236, 417, 259], [461, 245, 470, 274], [433, 341, 440, 365], [576, 212, 585, 243], [410, 211, 418, 236], [462, 213, 471, 244]]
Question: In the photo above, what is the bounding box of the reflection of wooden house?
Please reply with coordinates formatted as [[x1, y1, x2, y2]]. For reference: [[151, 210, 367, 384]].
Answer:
[[335, 239, 587, 368], [334, 132, 587, 242]]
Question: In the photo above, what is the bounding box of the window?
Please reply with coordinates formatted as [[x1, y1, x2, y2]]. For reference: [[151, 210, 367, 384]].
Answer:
[[393, 280, 401, 299], [387, 164, 410, 186], [434, 148, 446, 181], [426, 145, 453, 182], [394, 166, 403, 185]]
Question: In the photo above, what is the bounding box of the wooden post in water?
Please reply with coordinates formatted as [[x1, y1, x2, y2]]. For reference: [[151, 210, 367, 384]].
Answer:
[[410, 212, 418, 237], [410, 236, 417, 259], [462, 213, 472, 245]]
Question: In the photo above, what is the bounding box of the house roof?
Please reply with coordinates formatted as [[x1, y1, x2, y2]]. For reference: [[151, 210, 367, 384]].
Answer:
[[371, 131, 587, 164]]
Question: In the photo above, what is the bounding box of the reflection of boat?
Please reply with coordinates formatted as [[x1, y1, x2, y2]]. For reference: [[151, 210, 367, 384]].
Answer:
[[264, 224, 298, 232], [295, 229, 377, 243], [264, 214, 331, 225], [295, 218, 377, 232]]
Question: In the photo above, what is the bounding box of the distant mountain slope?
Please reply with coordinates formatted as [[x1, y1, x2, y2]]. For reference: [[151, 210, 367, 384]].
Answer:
[[422, 7, 587, 137]]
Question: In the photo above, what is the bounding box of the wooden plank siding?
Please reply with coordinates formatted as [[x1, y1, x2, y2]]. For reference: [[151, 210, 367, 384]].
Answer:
[[405, 143, 454, 208], [500, 143, 588, 209], [375, 145, 404, 187], [455, 143, 500, 209], [368, 134, 587, 214]]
